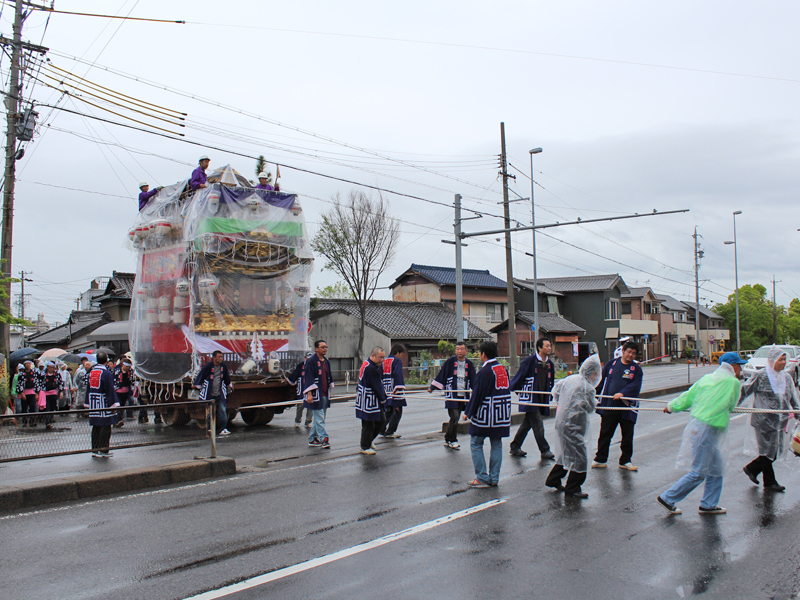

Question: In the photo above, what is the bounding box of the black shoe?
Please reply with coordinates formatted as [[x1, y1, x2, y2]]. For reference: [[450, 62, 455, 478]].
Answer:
[[656, 495, 682, 515], [743, 466, 759, 485], [509, 447, 527, 457], [541, 451, 555, 460], [565, 491, 588, 499], [764, 483, 786, 492]]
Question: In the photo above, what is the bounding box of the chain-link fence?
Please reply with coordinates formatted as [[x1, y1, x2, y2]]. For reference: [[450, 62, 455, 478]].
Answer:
[[0, 401, 214, 462]]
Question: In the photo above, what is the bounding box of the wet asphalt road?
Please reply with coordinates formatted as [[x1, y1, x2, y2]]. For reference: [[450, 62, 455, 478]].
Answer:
[[3, 369, 800, 600]]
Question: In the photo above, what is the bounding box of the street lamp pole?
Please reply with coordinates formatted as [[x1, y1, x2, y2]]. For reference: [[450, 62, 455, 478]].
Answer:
[[724, 210, 742, 353], [529, 147, 542, 341]]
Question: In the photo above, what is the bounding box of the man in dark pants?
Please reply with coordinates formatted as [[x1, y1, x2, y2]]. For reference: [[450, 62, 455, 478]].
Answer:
[[87, 352, 120, 458], [194, 350, 233, 436], [592, 341, 643, 471], [356, 347, 387, 455], [430, 342, 477, 450], [509, 337, 555, 459], [381, 344, 407, 438]]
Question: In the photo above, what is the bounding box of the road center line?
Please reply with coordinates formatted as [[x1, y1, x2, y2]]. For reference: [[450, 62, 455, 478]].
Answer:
[[181, 498, 507, 600]]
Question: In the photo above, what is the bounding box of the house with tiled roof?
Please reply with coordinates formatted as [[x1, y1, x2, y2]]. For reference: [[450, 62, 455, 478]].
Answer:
[[490, 311, 586, 368], [390, 264, 510, 331], [96, 271, 135, 321], [28, 310, 114, 352], [311, 299, 492, 375]]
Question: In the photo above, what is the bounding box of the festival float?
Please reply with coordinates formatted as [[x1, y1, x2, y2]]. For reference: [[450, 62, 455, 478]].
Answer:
[[128, 165, 313, 426]]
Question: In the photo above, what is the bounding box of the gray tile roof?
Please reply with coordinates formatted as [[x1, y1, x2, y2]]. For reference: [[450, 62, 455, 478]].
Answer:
[[655, 294, 688, 312], [512, 278, 563, 296], [28, 311, 112, 346], [489, 311, 585, 335], [99, 271, 135, 300], [529, 274, 629, 294], [682, 301, 724, 320], [392, 264, 507, 289], [313, 299, 492, 340], [621, 286, 657, 299]]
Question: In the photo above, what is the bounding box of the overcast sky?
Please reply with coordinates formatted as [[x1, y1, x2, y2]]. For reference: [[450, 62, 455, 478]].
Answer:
[[4, 0, 800, 325]]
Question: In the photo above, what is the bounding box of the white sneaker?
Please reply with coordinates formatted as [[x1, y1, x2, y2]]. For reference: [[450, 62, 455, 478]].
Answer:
[[385, 433, 402, 439], [619, 462, 638, 471], [219, 429, 231, 436], [359, 448, 376, 455], [450, 441, 460, 449], [371, 443, 377, 450], [591, 461, 607, 468]]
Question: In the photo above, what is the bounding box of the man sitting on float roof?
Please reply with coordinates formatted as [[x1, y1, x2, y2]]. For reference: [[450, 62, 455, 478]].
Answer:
[[190, 155, 210, 190]]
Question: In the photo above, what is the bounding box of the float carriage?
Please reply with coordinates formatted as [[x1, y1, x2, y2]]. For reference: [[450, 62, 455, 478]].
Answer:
[[128, 165, 313, 427]]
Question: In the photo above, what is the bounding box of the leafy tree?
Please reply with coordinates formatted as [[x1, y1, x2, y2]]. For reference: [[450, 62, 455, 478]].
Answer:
[[437, 340, 455, 356], [713, 283, 793, 349], [314, 281, 354, 299], [311, 190, 400, 362], [254, 155, 272, 184]]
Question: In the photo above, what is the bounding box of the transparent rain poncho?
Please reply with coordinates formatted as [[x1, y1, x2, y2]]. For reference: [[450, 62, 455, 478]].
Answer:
[[127, 169, 313, 383], [673, 363, 740, 476], [738, 346, 800, 461], [552, 354, 602, 472]]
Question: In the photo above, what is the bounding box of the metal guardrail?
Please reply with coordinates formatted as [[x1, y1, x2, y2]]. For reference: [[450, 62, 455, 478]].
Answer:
[[0, 401, 214, 463]]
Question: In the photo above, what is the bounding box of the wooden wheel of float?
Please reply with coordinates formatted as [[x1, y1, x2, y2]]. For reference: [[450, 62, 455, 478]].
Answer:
[[239, 407, 275, 426], [160, 406, 191, 427]]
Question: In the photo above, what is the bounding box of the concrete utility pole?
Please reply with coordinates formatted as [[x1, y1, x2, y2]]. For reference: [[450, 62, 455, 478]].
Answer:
[[454, 194, 464, 343], [529, 147, 542, 340], [0, 0, 24, 355], [500, 123, 518, 371], [693, 227, 702, 358], [772, 275, 781, 344]]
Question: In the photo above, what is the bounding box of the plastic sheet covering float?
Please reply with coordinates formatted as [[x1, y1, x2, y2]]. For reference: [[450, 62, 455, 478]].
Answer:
[[127, 167, 314, 427]]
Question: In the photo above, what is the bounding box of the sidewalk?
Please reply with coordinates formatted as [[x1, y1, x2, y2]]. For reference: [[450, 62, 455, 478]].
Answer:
[[0, 440, 235, 512]]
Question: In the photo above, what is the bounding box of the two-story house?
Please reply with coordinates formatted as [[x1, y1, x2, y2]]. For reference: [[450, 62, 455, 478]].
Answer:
[[620, 287, 672, 361], [682, 302, 730, 357], [656, 294, 693, 355], [390, 264, 509, 331], [515, 274, 661, 362]]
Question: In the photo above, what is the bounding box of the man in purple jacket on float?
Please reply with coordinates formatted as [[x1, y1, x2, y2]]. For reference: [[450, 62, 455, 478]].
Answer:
[[190, 155, 211, 190], [138, 181, 162, 210]]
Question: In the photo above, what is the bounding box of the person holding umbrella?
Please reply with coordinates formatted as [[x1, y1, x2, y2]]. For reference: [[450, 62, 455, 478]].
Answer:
[[16, 360, 40, 426], [40, 362, 65, 430]]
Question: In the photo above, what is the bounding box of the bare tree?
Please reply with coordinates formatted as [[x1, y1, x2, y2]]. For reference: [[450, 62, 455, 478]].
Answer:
[[312, 190, 400, 362]]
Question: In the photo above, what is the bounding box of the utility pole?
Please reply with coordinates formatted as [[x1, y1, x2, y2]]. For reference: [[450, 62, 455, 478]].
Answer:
[[500, 123, 518, 371], [771, 275, 781, 344], [0, 0, 24, 355], [454, 194, 464, 343], [693, 227, 703, 360]]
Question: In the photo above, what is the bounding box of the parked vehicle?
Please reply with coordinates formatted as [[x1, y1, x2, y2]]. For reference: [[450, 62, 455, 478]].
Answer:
[[742, 345, 800, 385], [128, 165, 313, 426]]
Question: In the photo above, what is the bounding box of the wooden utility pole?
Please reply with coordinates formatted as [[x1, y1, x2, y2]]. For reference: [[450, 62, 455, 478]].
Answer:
[[0, 0, 24, 355], [500, 122, 518, 371]]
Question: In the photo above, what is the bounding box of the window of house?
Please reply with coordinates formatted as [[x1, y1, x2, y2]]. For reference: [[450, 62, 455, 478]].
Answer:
[[486, 304, 502, 322], [547, 296, 559, 314], [622, 301, 632, 315], [606, 299, 620, 320], [521, 340, 535, 355]]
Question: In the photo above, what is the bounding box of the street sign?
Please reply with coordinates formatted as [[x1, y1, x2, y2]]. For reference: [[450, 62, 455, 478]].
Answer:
[[531, 324, 535, 331], [709, 334, 715, 343]]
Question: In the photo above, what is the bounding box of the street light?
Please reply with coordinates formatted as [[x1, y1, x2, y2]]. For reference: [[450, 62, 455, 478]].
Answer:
[[724, 209, 742, 352], [529, 147, 543, 340]]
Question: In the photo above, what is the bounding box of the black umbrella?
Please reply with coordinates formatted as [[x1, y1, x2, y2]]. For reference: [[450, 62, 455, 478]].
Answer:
[[61, 353, 84, 364], [95, 346, 117, 357], [10, 347, 40, 361]]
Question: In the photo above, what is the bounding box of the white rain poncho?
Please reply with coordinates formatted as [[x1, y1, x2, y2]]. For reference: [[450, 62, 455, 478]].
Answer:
[[738, 346, 800, 461], [552, 354, 602, 472], [672, 363, 740, 477]]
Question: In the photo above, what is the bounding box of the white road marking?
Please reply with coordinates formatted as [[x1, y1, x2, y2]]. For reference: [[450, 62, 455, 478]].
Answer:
[[181, 498, 507, 600]]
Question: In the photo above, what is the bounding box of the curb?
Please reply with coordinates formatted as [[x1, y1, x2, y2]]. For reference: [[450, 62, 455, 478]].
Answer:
[[0, 457, 236, 513], [440, 383, 694, 434]]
